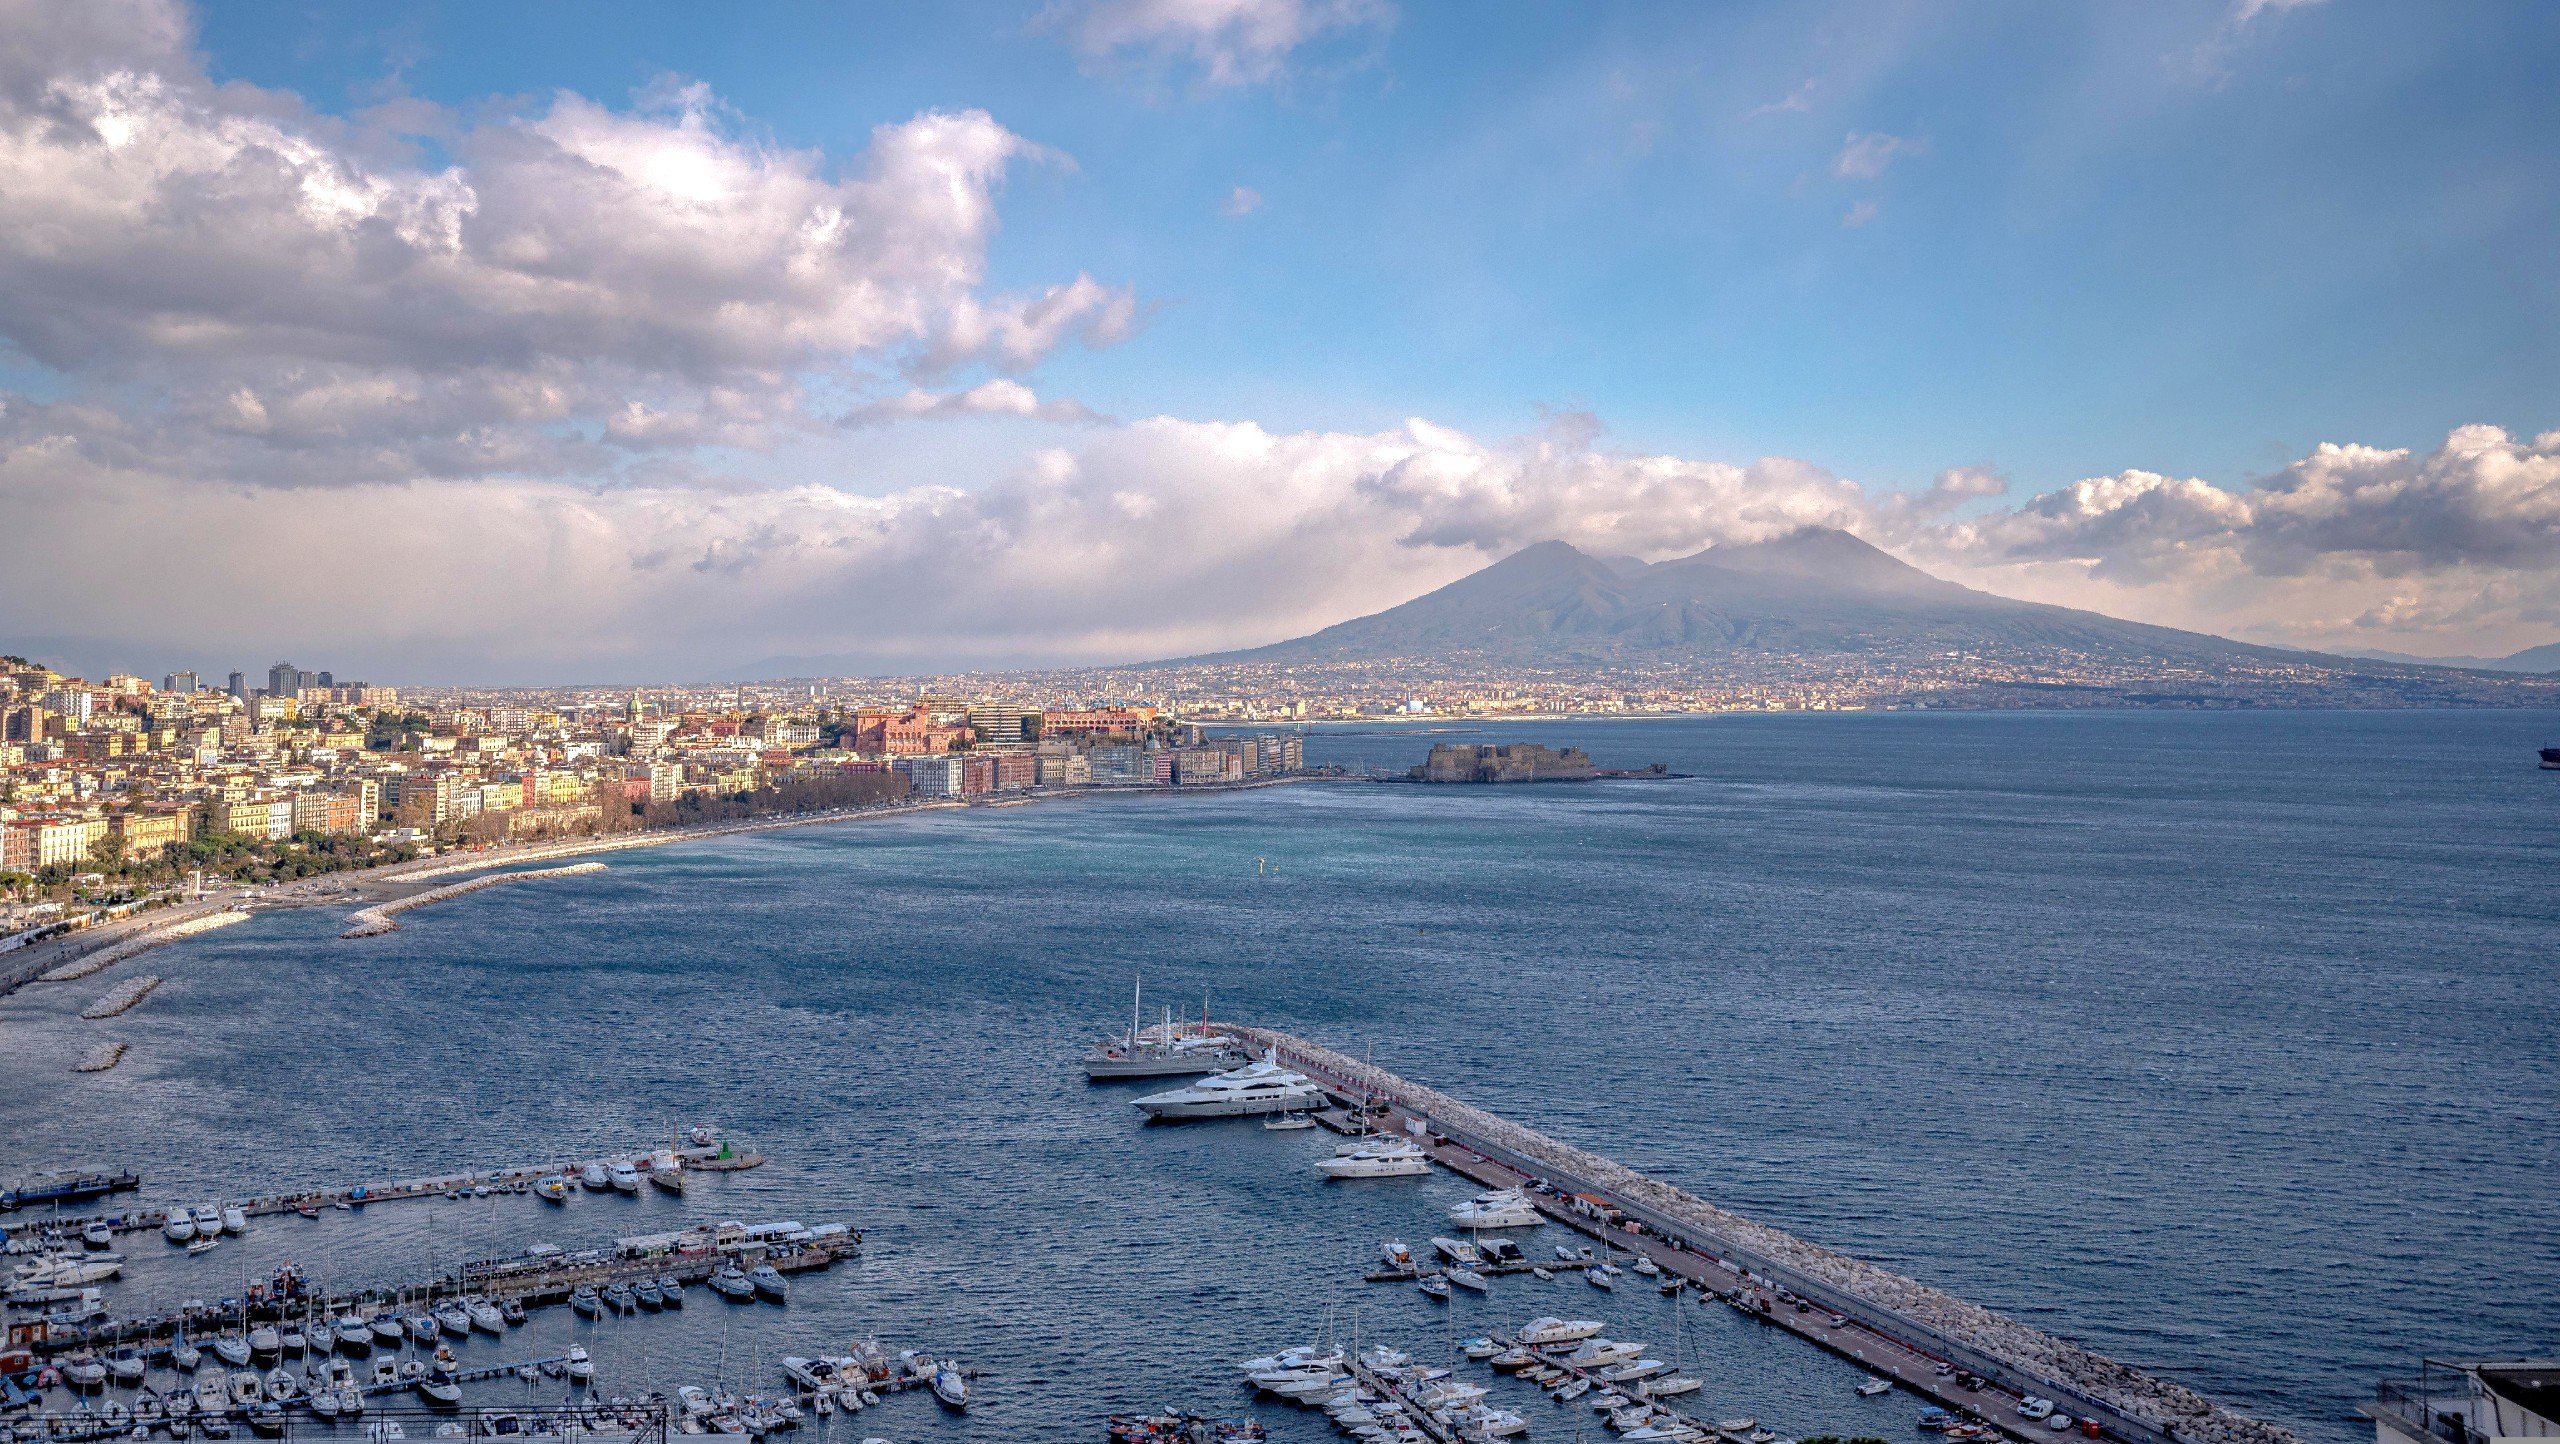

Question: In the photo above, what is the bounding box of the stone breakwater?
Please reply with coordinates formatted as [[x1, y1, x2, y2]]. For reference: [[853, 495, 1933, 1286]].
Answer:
[[1222, 1024, 2300, 1444], [37, 909, 247, 982], [73, 1041, 127, 1073], [342, 862, 608, 937], [81, 974, 163, 1019]]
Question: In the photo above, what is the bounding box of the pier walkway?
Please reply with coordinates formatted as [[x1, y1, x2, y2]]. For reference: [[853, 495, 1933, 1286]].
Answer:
[[1223, 1025, 2299, 1444]]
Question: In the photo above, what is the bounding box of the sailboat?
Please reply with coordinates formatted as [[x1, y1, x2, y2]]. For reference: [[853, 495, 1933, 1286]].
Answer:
[[1081, 976, 1249, 1081]]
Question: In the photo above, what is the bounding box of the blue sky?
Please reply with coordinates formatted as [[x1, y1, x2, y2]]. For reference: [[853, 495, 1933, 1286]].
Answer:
[[4, 0, 2559, 679], [188, 0, 2558, 492]]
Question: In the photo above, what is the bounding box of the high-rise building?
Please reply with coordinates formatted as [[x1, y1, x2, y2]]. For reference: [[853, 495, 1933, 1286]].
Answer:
[[227, 671, 247, 699], [164, 670, 199, 695], [268, 661, 300, 697]]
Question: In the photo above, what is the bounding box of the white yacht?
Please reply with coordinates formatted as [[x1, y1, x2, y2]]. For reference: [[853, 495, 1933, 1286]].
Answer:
[[163, 1214, 197, 1244], [221, 1206, 249, 1235], [1447, 1187, 1541, 1229], [1519, 1317, 1606, 1347], [607, 1161, 642, 1194], [1429, 1236, 1483, 1266], [1316, 1138, 1433, 1179], [1133, 1055, 1326, 1120], [193, 1205, 224, 1237], [1562, 1338, 1646, 1369]]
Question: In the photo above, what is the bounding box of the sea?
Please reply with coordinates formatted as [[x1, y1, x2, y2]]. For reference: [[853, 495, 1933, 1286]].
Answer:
[[2, 710, 2554, 1444]]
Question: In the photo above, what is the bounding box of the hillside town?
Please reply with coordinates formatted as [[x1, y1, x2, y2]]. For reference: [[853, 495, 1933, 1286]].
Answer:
[[0, 655, 1305, 928]]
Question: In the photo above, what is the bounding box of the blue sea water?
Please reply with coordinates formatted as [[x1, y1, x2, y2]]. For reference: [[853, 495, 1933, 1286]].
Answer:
[[2, 710, 2555, 1444]]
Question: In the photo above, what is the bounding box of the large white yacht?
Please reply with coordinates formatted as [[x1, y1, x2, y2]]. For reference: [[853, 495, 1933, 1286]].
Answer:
[[1316, 1138, 1433, 1179], [1134, 1054, 1326, 1120], [1519, 1316, 1606, 1347], [1448, 1187, 1542, 1228]]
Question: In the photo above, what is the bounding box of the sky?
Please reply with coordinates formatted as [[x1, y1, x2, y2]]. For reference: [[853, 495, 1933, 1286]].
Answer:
[[2, 0, 2557, 683]]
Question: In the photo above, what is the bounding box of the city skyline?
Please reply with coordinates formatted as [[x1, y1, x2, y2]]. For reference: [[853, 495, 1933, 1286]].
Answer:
[[4, 1, 2559, 682]]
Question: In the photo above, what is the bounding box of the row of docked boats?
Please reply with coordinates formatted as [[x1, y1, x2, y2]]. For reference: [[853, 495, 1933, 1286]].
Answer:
[[158, 1205, 249, 1247], [540, 1150, 685, 1202], [771, 1342, 966, 1417], [566, 1272, 697, 1316], [1242, 1341, 1528, 1444]]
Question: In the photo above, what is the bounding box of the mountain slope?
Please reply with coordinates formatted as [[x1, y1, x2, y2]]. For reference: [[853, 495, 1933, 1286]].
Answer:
[[1183, 528, 2301, 669]]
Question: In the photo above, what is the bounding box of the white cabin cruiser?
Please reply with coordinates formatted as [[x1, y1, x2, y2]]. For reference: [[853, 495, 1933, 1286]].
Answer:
[[1519, 1317, 1606, 1347], [1133, 1055, 1325, 1120], [1316, 1139, 1432, 1179], [1447, 1188, 1541, 1229]]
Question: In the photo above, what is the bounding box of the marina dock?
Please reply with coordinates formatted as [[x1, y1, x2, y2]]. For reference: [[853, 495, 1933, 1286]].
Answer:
[[1220, 1025, 2299, 1444]]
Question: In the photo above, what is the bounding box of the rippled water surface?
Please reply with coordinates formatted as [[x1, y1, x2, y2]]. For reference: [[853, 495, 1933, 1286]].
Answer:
[[4, 711, 2555, 1444]]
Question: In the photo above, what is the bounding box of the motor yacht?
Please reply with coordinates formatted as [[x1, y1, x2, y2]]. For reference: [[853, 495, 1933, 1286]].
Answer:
[[1563, 1339, 1646, 1369], [579, 1164, 611, 1192], [369, 1312, 406, 1344], [1447, 1188, 1541, 1229], [565, 1346, 593, 1383], [407, 1313, 440, 1341], [1644, 1376, 1703, 1398], [607, 1162, 641, 1194], [655, 1275, 683, 1308], [1598, 1359, 1669, 1384], [748, 1265, 788, 1302], [502, 1297, 529, 1325], [13, 1252, 121, 1288], [278, 1325, 307, 1355], [931, 1362, 969, 1411], [1520, 1317, 1605, 1347], [221, 1207, 248, 1235], [598, 1284, 634, 1315], [1417, 1274, 1451, 1301], [333, 1317, 374, 1355], [191, 1205, 224, 1237], [1858, 1379, 1892, 1397], [79, 1222, 113, 1250], [164, 1215, 198, 1244], [569, 1285, 603, 1315], [1316, 1139, 1432, 1179], [1132, 1056, 1326, 1120], [192, 1373, 230, 1416], [1447, 1267, 1490, 1293], [1379, 1239, 1415, 1270], [415, 1370, 461, 1411], [633, 1280, 664, 1311], [1429, 1236, 1483, 1266]]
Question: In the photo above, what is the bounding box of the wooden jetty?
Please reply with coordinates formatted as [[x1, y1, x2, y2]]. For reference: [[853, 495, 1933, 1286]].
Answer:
[[1221, 1024, 2299, 1444]]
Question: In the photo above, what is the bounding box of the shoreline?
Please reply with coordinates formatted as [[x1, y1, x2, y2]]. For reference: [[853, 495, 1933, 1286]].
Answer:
[[2, 774, 1329, 997]]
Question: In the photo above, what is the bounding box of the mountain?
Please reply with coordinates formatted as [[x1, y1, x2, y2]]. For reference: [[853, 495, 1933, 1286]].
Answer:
[[2348, 642, 2560, 674], [1181, 528, 2307, 670]]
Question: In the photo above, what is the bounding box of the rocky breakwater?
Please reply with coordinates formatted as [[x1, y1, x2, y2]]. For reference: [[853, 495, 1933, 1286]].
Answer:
[[1407, 741, 1674, 783], [342, 861, 607, 938]]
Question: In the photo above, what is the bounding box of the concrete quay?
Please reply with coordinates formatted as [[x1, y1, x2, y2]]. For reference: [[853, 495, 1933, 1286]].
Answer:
[[1225, 1024, 2299, 1444]]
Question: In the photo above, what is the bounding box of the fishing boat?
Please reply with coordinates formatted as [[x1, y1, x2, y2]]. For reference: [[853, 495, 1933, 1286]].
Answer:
[[534, 1177, 570, 1204], [748, 1265, 789, 1302], [648, 1151, 685, 1194], [931, 1362, 969, 1411]]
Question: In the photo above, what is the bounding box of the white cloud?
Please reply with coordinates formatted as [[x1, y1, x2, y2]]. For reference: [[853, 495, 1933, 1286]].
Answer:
[[1744, 79, 1816, 120], [1833, 130, 1926, 180], [0, 0, 1132, 479], [840, 380, 1108, 428], [1221, 184, 1263, 216], [1038, 0, 1395, 90]]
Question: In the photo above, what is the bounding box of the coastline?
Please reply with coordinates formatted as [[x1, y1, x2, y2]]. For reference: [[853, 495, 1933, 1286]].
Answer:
[[2, 773, 1329, 997]]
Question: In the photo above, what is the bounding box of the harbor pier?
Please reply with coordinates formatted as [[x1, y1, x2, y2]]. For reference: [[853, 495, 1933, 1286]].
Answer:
[[1220, 1025, 2299, 1444]]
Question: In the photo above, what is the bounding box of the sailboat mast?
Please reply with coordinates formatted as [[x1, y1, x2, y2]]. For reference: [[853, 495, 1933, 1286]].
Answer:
[[1131, 972, 1142, 1049]]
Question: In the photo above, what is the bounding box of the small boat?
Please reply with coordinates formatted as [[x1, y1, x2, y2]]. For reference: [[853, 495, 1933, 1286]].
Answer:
[[633, 1279, 664, 1311], [748, 1265, 788, 1302], [1716, 1421, 1758, 1435], [334, 1317, 374, 1355], [408, 1314, 440, 1342], [434, 1303, 473, 1336], [569, 1286, 603, 1316], [931, 1363, 969, 1412], [80, 1222, 114, 1250], [414, 1370, 461, 1410], [1533, 1266, 1555, 1281], [1418, 1274, 1452, 1301], [278, 1325, 307, 1355], [1631, 1257, 1661, 1277], [606, 1162, 641, 1195], [1858, 1379, 1892, 1397], [1260, 1114, 1317, 1130], [1447, 1267, 1490, 1293], [107, 1348, 147, 1386], [599, 1283, 635, 1315], [248, 1326, 279, 1358], [579, 1164, 611, 1192], [371, 1313, 407, 1344], [655, 1274, 683, 1308], [535, 1176, 571, 1204], [465, 1298, 504, 1334], [213, 1335, 254, 1368], [1380, 1239, 1415, 1270], [172, 1336, 203, 1371], [221, 1207, 248, 1235], [565, 1347, 592, 1383], [1557, 1378, 1592, 1402], [500, 1298, 528, 1326], [187, 1236, 220, 1255], [707, 1266, 754, 1301], [1587, 1266, 1614, 1290], [63, 1352, 109, 1391]]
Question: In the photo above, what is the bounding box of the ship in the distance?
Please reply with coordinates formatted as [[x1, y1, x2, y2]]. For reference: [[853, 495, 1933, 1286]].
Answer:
[[2542, 746, 2560, 770]]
